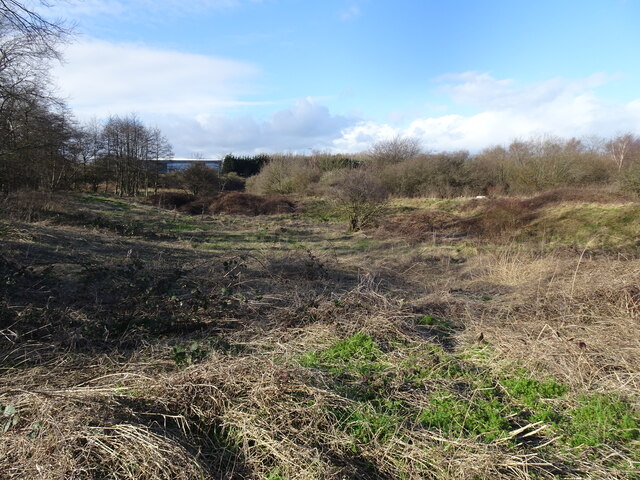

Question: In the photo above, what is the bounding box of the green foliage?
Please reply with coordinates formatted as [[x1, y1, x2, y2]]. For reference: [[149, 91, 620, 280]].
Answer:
[[2, 404, 19, 433], [172, 342, 209, 366], [300, 332, 385, 378], [502, 373, 568, 407], [564, 394, 639, 447], [222, 153, 270, 177], [419, 392, 511, 442]]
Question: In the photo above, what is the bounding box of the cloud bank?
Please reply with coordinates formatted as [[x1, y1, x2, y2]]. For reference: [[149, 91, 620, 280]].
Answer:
[[53, 39, 640, 156], [52, 39, 260, 117], [335, 72, 640, 153]]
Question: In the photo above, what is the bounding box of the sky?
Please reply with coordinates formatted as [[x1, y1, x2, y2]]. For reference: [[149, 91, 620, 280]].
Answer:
[[47, 0, 640, 157]]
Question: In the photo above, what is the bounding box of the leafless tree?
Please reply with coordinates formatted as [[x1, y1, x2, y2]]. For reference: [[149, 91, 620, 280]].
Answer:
[[369, 135, 422, 165], [605, 133, 640, 171], [334, 169, 388, 231], [99, 115, 173, 196], [0, 1, 74, 193]]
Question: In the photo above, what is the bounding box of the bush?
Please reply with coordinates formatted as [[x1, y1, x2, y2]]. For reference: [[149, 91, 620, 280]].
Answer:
[[247, 155, 321, 195], [220, 173, 246, 192], [181, 164, 222, 196], [333, 169, 388, 231], [1, 191, 58, 222], [620, 160, 640, 195], [369, 136, 422, 166], [310, 152, 362, 172], [150, 192, 195, 209]]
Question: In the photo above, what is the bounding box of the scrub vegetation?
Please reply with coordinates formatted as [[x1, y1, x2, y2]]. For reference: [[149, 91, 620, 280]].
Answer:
[[1, 3, 639, 477], [1, 185, 639, 479]]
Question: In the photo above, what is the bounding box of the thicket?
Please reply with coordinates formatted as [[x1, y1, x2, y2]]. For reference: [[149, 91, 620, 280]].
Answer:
[[246, 134, 640, 200]]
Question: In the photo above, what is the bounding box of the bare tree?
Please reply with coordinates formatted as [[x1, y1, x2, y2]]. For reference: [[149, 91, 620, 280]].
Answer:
[[369, 135, 422, 165], [605, 133, 639, 171], [98, 115, 173, 196], [148, 126, 173, 194], [0, 1, 74, 193]]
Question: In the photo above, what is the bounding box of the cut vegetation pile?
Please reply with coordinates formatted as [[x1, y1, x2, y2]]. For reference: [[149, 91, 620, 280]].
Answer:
[[1, 192, 638, 479], [151, 192, 297, 216]]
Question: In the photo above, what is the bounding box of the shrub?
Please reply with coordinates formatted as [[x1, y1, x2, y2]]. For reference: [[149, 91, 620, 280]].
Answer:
[[621, 160, 640, 195], [369, 136, 422, 166], [220, 173, 246, 192], [332, 169, 388, 231], [208, 192, 295, 215], [181, 163, 222, 196], [150, 192, 195, 209], [247, 155, 321, 195]]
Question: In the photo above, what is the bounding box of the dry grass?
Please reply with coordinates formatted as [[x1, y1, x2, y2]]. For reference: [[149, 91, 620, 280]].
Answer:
[[1, 192, 638, 479], [460, 248, 640, 397]]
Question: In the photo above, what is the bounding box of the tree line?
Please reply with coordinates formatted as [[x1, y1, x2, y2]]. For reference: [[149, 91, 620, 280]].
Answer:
[[2, 2, 640, 201], [246, 134, 640, 199], [0, 1, 173, 195]]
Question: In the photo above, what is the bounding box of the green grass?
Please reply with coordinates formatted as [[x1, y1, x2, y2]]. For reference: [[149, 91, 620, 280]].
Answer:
[[80, 195, 134, 210], [299, 332, 386, 378], [564, 394, 639, 447], [502, 372, 568, 407], [299, 199, 348, 223], [338, 401, 400, 445], [416, 314, 450, 328], [521, 203, 640, 249], [418, 392, 512, 442], [352, 238, 374, 251]]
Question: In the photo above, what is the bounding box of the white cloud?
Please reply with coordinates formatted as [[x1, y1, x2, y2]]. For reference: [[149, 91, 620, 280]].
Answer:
[[163, 98, 355, 155], [53, 44, 640, 156], [333, 72, 640, 153], [52, 39, 261, 117]]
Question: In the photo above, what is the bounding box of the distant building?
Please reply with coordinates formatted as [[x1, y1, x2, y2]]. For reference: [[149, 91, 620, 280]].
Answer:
[[155, 158, 222, 174]]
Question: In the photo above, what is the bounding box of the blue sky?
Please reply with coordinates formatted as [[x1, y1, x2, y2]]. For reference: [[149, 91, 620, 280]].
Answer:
[[49, 0, 640, 156]]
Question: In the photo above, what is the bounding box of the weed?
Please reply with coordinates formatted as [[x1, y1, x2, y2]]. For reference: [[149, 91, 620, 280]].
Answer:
[[2, 404, 18, 433], [419, 392, 511, 442], [266, 467, 285, 480], [416, 314, 449, 328], [502, 373, 568, 407], [338, 403, 400, 445], [564, 394, 639, 447], [300, 332, 386, 378], [172, 342, 209, 366]]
